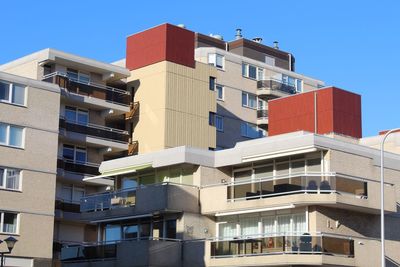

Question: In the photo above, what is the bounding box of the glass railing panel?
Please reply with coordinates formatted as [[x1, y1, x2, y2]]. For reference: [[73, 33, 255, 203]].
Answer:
[[211, 235, 354, 258], [61, 244, 117, 261], [260, 180, 274, 197], [261, 236, 284, 253], [80, 189, 136, 212], [335, 176, 367, 197], [322, 236, 354, 256]]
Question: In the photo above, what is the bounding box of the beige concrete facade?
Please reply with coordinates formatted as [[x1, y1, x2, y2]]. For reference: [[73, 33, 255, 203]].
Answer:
[[195, 47, 324, 149], [128, 61, 217, 153], [0, 71, 60, 266]]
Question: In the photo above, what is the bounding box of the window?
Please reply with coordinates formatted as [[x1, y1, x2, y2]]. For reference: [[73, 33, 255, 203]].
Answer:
[[241, 92, 257, 109], [208, 54, 224, 69], [166, 220, 177, 239], [216, 85, 224, 100], [0, 80, 26, 106], [217, 212, 307, 239], [67, 69, 91, 83], [242, 63, 263, 80], [65, 106, 89, 125], [0, 212, 18, 234], [60, 184, 85, 203], [241, 122, 263, 138], [215, 115, 223, 132], [0, 168, 20, 190], [0, 123, 24, 148], [209, 113, 223, 132], [282, 74, 302, 93], [265, 55, 276, 66], [209, 77, 216, 91], [62, 144, 87, 163], [123, 224, 138, 239]]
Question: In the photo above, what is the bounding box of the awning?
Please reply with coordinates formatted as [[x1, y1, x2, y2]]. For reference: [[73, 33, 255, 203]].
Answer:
[[83, 163, 152, 182]]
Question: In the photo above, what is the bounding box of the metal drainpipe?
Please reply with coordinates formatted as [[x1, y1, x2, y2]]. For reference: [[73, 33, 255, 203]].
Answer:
[[288, 54, 292, 71]]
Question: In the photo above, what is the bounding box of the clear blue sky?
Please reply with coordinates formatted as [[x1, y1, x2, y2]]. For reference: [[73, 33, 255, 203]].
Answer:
[[1, 0, 399, 137]]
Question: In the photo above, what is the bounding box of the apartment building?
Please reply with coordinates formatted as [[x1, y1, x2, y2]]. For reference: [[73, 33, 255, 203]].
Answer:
[[0, 71, 60, 266], [1, 22, 397, 267], [0, 49, 133, 264], [58, 87, 400, 267]]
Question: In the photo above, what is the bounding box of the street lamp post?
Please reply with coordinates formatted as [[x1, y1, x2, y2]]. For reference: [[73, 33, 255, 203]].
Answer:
[[380, 128, 400, 267], [0, 236, 18, 267]]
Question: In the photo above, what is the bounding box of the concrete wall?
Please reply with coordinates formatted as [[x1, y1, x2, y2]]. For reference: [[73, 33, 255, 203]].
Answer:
[[0, 72, 60, 261]]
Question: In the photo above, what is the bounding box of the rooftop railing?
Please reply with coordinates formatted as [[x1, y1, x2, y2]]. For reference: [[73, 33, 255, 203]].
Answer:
[[42, 72, 131, 106], [59, 116, 130, 144], [211, 233, 354, 258], [257, 79, 296, 95], [225, 172, 368, 201]]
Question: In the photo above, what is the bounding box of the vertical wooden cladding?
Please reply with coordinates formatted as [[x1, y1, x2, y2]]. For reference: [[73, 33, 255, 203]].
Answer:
[[269, 87, 362, 138], [126, 23, 195, 70]]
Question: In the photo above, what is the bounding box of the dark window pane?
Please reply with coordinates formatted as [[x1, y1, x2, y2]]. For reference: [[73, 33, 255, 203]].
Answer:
[[166, 220, 176, 239]]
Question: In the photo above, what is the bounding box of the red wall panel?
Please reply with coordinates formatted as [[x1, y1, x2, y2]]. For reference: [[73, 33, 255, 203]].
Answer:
[[268, 87, 362, 138], [126, 23, 195, 70]]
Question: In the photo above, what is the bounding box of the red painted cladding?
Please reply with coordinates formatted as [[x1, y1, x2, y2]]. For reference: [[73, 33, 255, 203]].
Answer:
[[126, 24, 195, 70], [268, 87, 362, 138]]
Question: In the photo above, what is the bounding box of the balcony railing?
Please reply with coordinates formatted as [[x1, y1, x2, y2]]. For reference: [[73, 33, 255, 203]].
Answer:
[[61, 243, 117, 262], [55, 198, 81, 213], [59, 117, 130, 144], [257, 79, 296, 95], [211, 234, 354, 258], [227, 173, 368, 201], [257, 109, 268, 119], [81, 187, 136, 212], [42, 72, 131, 106], [57, 158, 100, 176]]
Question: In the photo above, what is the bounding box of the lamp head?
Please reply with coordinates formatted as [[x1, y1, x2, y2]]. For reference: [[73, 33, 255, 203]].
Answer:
[[4, 237, 17, 252]]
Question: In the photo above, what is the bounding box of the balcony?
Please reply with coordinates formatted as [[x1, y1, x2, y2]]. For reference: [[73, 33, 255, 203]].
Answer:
[[42, 72, 131, 107], [61, 239, 182, 266], [57, 158, 100, 176], [59, 117, 130, 144], [256, 109, 268, 125], [257, 79, 296, 99], [200, 172, 396, 214], [80, 183, 199, 222], [209, 234, 355, 266]]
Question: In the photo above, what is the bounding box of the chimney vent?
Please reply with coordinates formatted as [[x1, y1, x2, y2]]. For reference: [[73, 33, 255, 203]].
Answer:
[[235, 28, 242, 40], [273, 41, 279, 49], [252, 37, 263, 43]]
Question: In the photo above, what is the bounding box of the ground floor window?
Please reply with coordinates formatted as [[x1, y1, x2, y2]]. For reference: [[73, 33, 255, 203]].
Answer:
[[0, 212, 18, 234]]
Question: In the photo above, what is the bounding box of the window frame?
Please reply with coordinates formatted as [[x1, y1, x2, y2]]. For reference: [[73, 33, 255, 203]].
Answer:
[[241, 92, 257, 109], [215, 115, 224, 132], [0, 80, 26, 107], [0, 123, 25, 149], [0, 212, 19, 235], [0, 167, 22, 191], [62, 144, 87, 163], [65, 106, 89, 125], [208, 54, 225, 70], [216, 84, 224, 101], [242, 63, 264, 80]]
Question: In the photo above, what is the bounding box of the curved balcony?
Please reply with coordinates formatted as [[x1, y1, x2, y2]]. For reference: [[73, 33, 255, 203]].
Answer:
[[200, 172, 396, 215], [257, 79, 296, 99]]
